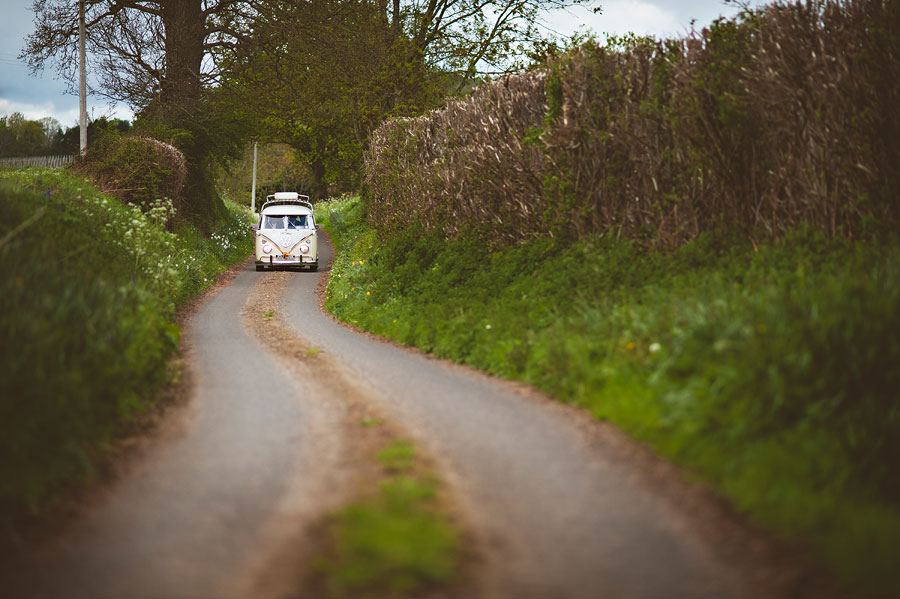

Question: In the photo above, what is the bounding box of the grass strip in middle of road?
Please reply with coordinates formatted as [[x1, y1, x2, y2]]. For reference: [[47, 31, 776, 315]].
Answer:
[[316, 438, 459, 597], [242, 270, 465, 598]]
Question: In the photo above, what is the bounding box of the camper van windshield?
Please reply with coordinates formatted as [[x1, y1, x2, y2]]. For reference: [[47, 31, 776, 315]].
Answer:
[[263, 215, 284, 229], [288, 215, 308, 228], [263, 214, 309, 229]]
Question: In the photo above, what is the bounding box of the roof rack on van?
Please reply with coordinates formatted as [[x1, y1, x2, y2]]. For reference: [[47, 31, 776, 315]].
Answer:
[[262, 191, 312, 211]]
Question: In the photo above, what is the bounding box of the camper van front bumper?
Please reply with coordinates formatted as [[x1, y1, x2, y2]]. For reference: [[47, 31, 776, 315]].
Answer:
[[258, 255, 317, 265]]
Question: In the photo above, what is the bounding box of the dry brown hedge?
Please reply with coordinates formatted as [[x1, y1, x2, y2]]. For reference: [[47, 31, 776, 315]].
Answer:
[[365, 0, 900, 247]]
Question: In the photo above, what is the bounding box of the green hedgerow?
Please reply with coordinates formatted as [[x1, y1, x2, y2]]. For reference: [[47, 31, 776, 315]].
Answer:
[[0, 168, 252, 534], [321, 196, 900, 596]]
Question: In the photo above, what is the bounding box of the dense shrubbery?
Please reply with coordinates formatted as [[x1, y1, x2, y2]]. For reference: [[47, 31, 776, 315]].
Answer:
[[71, 133, 187, 226], [365, 0, 900, 246], [318, 196, 900, 595], [0, 168, 251, 533], [348, 3, 900, 593], [330, 0, 900, 593]]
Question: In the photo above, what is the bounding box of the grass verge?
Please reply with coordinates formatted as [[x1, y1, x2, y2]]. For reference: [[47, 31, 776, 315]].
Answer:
[[315, 195, 900, 597], [0, 167, 252, 537]]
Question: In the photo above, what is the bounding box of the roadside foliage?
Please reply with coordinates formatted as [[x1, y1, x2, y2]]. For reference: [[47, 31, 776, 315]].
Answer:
[[329, 0, 900, 594], [0, 168, 251, 535], [71, 134, 187, 224], [366, 0, 899, 246], [323, 197, 900, 597]]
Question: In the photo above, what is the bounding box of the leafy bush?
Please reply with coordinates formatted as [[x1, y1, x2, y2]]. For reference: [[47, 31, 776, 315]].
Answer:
[[0, 168, 251, 533], [71, 131, 187, 225], [321, 199, 900, 595]]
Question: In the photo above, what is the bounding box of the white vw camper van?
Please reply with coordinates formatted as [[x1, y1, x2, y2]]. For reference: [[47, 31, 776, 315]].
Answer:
[[255, 192, 318, 271]]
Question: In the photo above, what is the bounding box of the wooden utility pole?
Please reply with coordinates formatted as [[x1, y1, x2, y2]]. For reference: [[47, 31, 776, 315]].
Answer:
[[251, 142, 258, 213], [78, 0, 87, 155]]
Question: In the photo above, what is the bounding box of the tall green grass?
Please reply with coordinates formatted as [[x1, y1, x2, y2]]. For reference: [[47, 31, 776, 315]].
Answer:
[[317, 196, 900, 596], [0, 168, 251, 533]]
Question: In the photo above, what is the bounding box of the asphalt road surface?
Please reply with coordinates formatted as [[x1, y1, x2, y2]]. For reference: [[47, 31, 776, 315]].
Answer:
[[279, 238, 754, 599], [7, 237, 770, 598]]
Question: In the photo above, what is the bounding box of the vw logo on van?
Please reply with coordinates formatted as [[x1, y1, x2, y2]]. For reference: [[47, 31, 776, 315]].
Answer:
[[280, 232, 293, 248]]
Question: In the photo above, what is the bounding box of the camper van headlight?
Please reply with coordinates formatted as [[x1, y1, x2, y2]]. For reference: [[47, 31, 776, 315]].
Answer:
[[300, 244, 309, 254], [262, 243, 273, 254]]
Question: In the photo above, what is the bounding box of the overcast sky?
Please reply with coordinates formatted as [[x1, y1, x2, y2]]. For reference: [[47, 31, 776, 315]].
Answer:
[[0, 0, 764, 128]]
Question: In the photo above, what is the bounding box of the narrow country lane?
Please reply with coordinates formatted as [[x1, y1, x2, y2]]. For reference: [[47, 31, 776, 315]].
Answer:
[[6, 237, 788, 599], [8, 264, 347, 598], [278, 237, 758, 599]]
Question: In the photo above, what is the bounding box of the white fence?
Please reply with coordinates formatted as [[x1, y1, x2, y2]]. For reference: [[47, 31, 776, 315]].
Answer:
[[0, 155, 75, 168]]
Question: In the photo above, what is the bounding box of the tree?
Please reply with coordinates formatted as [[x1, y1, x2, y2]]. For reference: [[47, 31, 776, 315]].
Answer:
[[217, 143, 312, 206], [229, 0, 400, 199], [391, 0, 593, 93], [235, 0, 594, 198], [53, 116, 131, 155], [22, 1, 595, 206], [39, 117, 62, 147], [0, 113, 49, 157], [0, 120, 11, 156], [21, 0, 252, 223]]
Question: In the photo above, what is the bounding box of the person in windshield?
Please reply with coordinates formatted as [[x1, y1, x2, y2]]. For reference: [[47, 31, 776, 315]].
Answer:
[[288, 215, 308, 229]]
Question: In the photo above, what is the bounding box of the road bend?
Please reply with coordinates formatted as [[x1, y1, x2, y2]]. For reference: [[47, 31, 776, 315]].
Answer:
[[9, 264, 346, 598], [7, 236, 766, 599], [279, 237, 755, 599]]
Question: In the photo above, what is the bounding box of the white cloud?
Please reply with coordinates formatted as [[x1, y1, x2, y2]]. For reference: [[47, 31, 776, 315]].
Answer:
[[0, 98, 71, 123], [0, 1, 133, 127], [598, 0, 684, 37], [544, 0, 765, 42]]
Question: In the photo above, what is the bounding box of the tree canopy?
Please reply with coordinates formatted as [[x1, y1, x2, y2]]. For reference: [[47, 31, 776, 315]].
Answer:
[[21, 0, 595, 208], [0, 112, 130, 157], [231, 0, 593, 198], [22, 1, 253, 222]]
